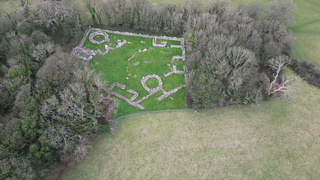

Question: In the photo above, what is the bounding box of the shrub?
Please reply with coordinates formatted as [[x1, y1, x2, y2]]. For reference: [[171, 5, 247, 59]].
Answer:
[[290, 59, 320, 88]]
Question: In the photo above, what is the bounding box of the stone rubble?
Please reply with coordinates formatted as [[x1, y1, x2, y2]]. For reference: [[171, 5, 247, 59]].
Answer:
[[128, 49, 147, 61], [116, 39, 127, 48], [105, 45, 114, 53], [170, 45, 182, 48], [77, 47, 111, 62], [172, 56, 184, 63]]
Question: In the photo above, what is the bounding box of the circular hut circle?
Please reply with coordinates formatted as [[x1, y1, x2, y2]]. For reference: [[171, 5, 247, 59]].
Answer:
[[89, 31, 110, 44], [141, 75, 163, 94]]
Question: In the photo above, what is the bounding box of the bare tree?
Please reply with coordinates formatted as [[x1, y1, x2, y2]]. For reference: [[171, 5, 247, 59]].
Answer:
[[245, 1, 262, 20], [103, 0, 127, 26], [267, 55, 293, 97], [264, 0, 297, 26]]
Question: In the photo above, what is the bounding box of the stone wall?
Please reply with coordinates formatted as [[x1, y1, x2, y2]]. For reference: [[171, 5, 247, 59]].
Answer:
[[89, 31, 110, 44]]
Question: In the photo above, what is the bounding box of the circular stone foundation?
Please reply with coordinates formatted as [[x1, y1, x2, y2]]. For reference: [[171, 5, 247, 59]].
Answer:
[[141, 75, 163, 94], [89, 31, 110, 44]]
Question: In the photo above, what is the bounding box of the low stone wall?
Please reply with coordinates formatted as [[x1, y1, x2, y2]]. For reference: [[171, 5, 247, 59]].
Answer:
[[89, 31, 110, 44], [164, 65, 185, 77], [157, 84, 186, 101], [76, 27, 92, 50], [170, 45, 182, 48], [172, 56, 184, 63], [141, 74, 163, 94], [91, 27, 183, 41], [152, 37, 167, 47], [109, 82, 126, 90], [73, 27, 186, 62], [127, 89, 139, 101], [108, 91, 144, 110], [107, 82, 144, 109], [116, 39, 128, 48]]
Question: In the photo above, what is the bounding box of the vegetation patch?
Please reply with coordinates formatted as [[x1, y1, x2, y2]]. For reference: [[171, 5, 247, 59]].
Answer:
[[74, 28, 187, 117], [145, 77, 160, 89], [93, 35, 106, 41]]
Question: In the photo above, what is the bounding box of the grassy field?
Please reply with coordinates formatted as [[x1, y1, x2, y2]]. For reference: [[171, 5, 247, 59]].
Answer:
[[84, 31, 186, 117], [60, 0, 320, 179], [289, 0, 320, 67], [60, 70, 320, 179]]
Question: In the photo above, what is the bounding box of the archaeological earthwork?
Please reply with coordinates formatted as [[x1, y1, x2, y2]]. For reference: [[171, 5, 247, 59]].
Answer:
[[73, 27, 187, 110]]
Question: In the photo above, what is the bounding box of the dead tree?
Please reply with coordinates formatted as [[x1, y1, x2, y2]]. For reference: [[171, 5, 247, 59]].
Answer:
[[267, 55, 293, 97]]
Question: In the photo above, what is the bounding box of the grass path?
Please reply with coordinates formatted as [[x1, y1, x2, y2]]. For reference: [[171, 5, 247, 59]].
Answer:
[[60, 0, 320, 179]]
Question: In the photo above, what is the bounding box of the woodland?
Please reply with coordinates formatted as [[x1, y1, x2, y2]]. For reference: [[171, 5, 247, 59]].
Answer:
[[0, 0, 319, 179]]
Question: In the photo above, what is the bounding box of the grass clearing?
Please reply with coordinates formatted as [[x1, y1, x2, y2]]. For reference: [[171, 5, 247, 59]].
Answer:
[[60, 0, 320, 179], [82, 30, 186, 118]]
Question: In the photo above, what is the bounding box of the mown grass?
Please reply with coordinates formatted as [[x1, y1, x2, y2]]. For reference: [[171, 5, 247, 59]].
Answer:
[[85, 32, 186, 118], [60, 0, 320, 179]]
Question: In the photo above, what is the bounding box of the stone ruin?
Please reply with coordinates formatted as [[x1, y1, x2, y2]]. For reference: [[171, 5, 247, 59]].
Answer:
[[116, 39, 127, 48], [89, 31, 110, 44], [164, 65, 185, 77], [73, 27, 188, 110]]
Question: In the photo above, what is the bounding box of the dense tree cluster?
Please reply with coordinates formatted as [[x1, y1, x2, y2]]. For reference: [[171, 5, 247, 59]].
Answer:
[[0, 1, 115, 179], [184, 0, 295, 108], [0, 0, 305, 179], [78, 0, 296, 107]]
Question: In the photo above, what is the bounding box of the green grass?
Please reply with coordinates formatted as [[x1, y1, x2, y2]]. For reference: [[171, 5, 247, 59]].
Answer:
[[289, 0, 320, 67], [93, 35, 106, 41], [145, 78, 160, 89], [60, 70, 320, 179], [84, 32, 186, 118], [60, 0, 320, 179]]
